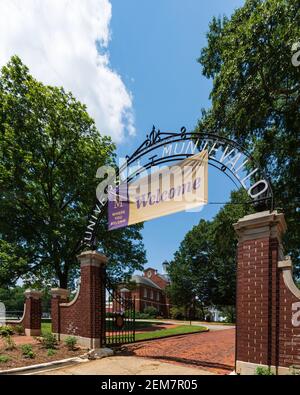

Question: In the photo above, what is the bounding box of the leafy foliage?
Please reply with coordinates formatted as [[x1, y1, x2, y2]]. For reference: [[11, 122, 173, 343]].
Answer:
[[0, 286, 26, 312], [197, 0, 300, 274], [40, 333, 57, 349], [0, 355, 10, 363], [14, 325, 24, 335], [64, 336, 77, 351], [256, 366, 274, 375], [143, 306, 158, 318], [3, 335, 16, 351], [0, 56, 145, 288], [0, 325, 14, 337], [47, 348, 56, 357], [21, 344, 35, 359]]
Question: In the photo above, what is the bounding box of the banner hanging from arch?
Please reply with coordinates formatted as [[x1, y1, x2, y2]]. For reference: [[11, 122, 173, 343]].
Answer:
[[108, 150, 208, 230]]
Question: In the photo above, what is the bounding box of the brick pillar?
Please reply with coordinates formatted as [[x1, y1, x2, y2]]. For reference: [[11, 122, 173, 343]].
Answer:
[[234, 210, 287, 375], [77, 251, 107, 349], [23, 290, 42, 336], [50, 288, 70, 335]]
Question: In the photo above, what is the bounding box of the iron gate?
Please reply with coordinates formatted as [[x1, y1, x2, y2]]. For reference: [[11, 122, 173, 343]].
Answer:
[[104, 276, 135, 346]]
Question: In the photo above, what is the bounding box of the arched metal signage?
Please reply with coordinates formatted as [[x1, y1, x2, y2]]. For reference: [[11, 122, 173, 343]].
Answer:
[[82, 126, 273, 249]]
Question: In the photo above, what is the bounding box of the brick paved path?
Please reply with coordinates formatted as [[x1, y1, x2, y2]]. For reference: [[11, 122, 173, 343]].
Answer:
[[122, 328, 235, 375]]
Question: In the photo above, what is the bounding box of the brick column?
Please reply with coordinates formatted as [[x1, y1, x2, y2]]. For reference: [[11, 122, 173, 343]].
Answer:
[[234, 210, 287, 375], [23, 290, 42, 336], [76, 251, 107, 348], [50, 288, 70, 335]]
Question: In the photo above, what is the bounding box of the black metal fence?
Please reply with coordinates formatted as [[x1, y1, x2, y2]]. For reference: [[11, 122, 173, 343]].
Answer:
[[105, 279, 135, 346]]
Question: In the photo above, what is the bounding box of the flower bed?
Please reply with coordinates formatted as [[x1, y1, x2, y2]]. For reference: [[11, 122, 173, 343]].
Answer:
[[0, 342, 84, 370], [0, 325, 86, 370]]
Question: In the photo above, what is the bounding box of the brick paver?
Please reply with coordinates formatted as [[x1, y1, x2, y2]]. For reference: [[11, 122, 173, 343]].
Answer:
[[122, 328, 235, 375]]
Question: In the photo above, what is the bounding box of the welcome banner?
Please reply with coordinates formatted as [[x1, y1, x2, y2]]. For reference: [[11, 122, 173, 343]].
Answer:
[[108, 150, 208, 230]]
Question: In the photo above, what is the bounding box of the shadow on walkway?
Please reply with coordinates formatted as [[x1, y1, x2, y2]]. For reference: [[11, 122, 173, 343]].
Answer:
[[120, 348, 234, 372]]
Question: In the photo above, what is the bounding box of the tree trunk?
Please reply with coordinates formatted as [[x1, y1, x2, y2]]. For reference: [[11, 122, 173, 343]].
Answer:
[[58, 272, 68, 289]]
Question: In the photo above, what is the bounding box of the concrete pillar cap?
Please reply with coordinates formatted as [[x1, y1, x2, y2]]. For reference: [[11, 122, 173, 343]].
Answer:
[[77, 250, 108, 266], [50, 288, 70, 299], [233, 210, 287, 242], [24, 289, 43, 299]]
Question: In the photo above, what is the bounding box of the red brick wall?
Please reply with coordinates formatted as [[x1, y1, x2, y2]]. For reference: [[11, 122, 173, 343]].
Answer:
[[59, 264, 104, 339], [278, 265, 300, 368], [236, 237, 272, 365], [51, 253, 106, 346], [235, 211, 300, 372]]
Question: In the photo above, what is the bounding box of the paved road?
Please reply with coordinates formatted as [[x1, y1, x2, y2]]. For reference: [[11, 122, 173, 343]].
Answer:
[[30, 356, 214, 375], [122, 328, 235, 375]]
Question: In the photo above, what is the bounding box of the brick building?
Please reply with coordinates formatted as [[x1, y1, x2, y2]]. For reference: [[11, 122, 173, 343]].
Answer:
[[119, 267, 171, 317]]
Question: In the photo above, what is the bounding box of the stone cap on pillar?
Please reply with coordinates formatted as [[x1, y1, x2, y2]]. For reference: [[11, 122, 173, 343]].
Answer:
[[24, 289, 42, 300], [50, 288, 70, 300], [233, 210, 287, 242], [77, 250, 108, 267]]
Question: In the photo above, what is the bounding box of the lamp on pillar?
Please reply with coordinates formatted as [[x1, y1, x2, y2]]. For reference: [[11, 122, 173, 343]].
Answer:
[[252, 181, 273, 212]]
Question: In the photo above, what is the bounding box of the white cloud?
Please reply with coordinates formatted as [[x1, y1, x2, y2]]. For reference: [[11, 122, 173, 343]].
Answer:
[[0, 0, 135, 142]]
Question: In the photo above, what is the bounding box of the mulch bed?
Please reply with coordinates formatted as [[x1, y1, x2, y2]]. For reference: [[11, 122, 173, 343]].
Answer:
[[0, 340, 86, 370]]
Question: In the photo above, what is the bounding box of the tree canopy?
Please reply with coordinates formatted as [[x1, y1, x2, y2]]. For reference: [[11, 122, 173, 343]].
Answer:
[[0, 56, 145, 289], [197, 0, 300, 274]]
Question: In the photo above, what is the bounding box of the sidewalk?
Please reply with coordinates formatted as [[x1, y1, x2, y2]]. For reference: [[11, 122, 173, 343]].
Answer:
[[30, 356, 214, 375]]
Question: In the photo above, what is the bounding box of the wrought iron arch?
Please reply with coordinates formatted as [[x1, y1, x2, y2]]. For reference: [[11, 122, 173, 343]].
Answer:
[[81, 126, 274, 251]]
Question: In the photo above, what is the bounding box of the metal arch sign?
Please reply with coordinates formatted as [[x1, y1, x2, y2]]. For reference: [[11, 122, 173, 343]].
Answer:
[[82, 126, 273, 249]]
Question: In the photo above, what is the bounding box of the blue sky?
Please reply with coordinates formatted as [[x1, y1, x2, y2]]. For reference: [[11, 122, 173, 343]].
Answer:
[[0, 0, 246, 276], [109, 0, 245, 272]]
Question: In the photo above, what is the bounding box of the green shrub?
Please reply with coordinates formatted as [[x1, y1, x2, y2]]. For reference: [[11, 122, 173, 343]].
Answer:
[[135, 312, 150, 319], [14, 325, 24, 335], [41, 333, 57, 349], [21, 344, 35, 359], [47, 349, 56, 357], [219, 306, 236, 323], [0, 355, 10, 363], [143, 306, 158, 318], [170, 306, 185, 320], [256, 366, 274, 375], [0, 325, 14, 337], [65, 336, 77, 351], [3, 335, 16, 351]]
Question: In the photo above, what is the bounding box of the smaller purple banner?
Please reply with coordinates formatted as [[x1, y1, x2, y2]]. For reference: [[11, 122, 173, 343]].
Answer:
[[108, 185, 130, 231]]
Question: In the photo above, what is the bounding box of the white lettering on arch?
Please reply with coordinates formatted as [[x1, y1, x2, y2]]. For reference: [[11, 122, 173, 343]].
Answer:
[[292, 302, 300, 328]]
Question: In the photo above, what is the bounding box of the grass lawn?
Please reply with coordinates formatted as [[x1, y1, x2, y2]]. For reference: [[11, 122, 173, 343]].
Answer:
[[41, 322, 52, 335], [41, 320, 163, 336], [134, 325, 207, 341]]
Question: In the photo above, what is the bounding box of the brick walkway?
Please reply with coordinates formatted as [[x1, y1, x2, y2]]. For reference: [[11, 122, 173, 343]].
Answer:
[[122, 328, 235, 375]]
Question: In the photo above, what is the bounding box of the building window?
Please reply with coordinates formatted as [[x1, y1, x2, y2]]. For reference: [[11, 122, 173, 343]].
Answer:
[[156, 292, 160, 301], [144, 288, 147, 298]]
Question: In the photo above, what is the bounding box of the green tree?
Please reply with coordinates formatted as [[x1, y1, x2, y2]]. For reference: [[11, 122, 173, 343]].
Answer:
[[0, 56, 145, 288], [0, 285, 26, 312], [197, 0, 300, 274], [0, 240, 26, 287], [167, 190, 252, 312]]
